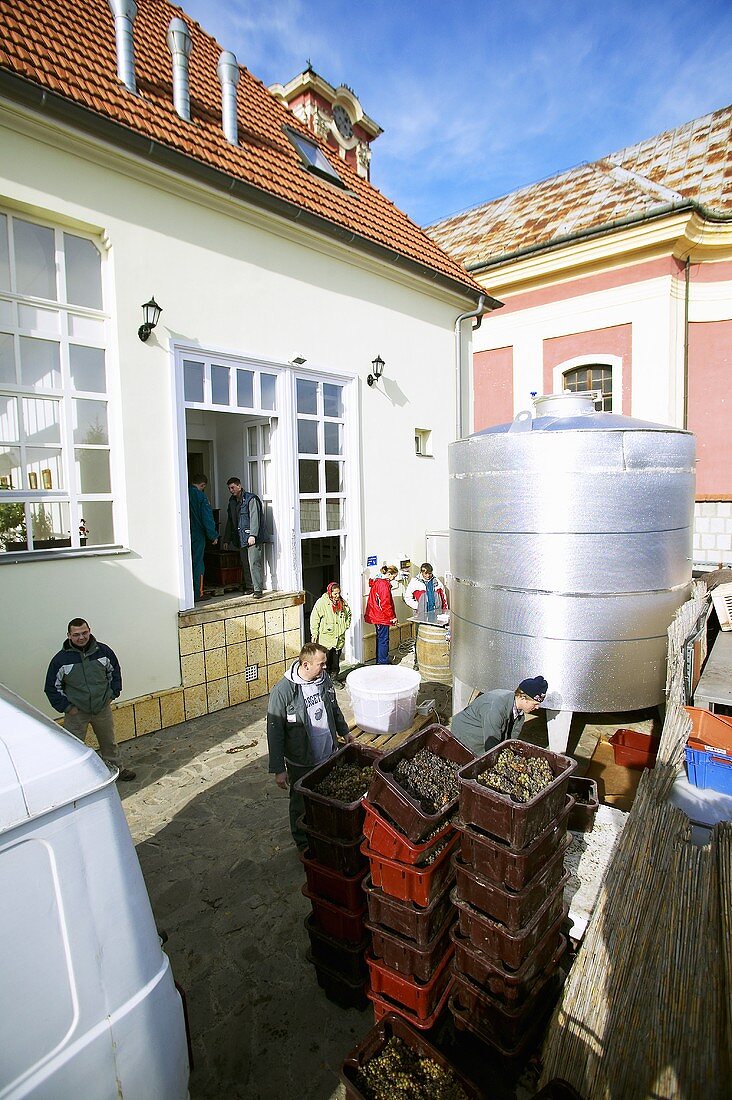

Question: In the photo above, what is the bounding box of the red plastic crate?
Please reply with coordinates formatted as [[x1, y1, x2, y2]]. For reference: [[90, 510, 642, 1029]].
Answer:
[[608, 729, 659, 770], [361, 833, 459, 909], [297, 815, 366, 877], [365, 942, 454, 1019], [295, 743, 379, 840], [300, 850, 368, 910], [368, 972, 453, 1030], [684, 706, 732, 754], [302, 884, 366, 943], [362, 797, 455, 865]]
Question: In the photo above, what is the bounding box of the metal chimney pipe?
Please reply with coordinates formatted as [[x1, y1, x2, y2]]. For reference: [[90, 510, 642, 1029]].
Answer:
[[216, 51, 240, 145], [167, 17, 192, 121], [107, 0, 138, 93]]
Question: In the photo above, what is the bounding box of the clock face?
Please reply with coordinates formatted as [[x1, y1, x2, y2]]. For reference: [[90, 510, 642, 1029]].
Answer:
[[332, 105, 353, 140]]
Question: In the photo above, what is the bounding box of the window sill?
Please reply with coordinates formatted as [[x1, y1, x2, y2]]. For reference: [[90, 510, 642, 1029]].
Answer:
[[0, 545, 130, 564]]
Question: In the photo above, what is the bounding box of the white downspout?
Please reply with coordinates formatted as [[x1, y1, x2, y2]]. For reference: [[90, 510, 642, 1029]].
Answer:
[[454, 295, 485, 439]]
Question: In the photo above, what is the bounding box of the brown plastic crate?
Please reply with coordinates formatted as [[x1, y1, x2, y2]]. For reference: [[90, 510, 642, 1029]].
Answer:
[[362, 874, 455, 947], [297, 815, 366, 877], [451, 921, 565, 1004], [451, 967, 563, 1050], [458, 741, 576, 849], [306, 950, 370, 1011], [567, 777, 599, 832], [365, 943, 454, 1020], [452, 876, 569, 970], [304, 915, 369, 983], [294, 743, 379, 840], [456, 796, 573, 890], [365, 906, 456, 982], [340, 1013, 483, 1100], [452, 834, 571, 931], [367, 724, 475, 843]]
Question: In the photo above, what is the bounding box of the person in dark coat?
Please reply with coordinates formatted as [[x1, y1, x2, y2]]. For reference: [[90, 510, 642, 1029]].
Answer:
[[188, 475, 218, 601], [223, 476, 265, 598], [266, 643, 351, 848], [451, 676, 549, 756]]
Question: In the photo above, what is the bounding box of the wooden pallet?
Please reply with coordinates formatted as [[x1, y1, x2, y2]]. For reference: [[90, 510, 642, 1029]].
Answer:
[[349, 712, 431, 754]]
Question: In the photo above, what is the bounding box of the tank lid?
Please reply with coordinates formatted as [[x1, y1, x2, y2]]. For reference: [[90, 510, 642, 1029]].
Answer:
[[0, 684, 114, 833], [474, 391, 692, 435]]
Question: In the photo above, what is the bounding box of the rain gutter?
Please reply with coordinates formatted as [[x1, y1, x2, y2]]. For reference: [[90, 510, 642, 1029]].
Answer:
[[0, 69, 483, 305], [465, 199, 732, 275]]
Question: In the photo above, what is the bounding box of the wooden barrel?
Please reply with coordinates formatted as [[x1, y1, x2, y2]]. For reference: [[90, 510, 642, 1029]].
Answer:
[[416, 624, 451, 685]]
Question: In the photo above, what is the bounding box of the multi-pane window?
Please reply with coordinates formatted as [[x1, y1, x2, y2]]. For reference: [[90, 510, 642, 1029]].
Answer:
[[563, 365, 612, 412], [0, 211, 114, 553], [296, 377, 345, 537], [245, 421, 273, 535], [183, 355, 278, 414]]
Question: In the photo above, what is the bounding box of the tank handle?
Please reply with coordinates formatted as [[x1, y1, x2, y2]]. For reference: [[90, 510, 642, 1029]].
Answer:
[[508, 409, 533, 432]]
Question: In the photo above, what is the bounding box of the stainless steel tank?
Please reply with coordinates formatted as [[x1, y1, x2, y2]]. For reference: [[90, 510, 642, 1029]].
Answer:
[[449, 393, 695, 712]]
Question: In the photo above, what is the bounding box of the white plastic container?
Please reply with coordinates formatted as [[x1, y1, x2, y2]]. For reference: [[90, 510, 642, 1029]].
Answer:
[[346, 666, 421, 734], [0, 685, 189, 1100]]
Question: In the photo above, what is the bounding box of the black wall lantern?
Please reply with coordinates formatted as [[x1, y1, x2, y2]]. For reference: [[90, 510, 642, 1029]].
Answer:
[[138, 297, 163, 342], [367, 354, 385, 387]]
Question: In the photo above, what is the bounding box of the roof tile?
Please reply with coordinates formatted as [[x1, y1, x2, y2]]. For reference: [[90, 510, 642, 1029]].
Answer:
[[0, 0, 480, 294], [428, 105, 732, 268]]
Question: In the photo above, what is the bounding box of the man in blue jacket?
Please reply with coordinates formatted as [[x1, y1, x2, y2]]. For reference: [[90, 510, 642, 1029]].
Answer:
[[44, 618, 135, 781], [189, 474, 218, 601]]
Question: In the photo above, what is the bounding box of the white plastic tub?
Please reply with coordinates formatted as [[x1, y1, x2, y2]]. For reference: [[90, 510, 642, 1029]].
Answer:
[[346, 666, 421, 734]]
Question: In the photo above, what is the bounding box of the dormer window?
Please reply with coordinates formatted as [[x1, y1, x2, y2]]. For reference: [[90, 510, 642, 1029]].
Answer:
[[284, 126, 344, 187]]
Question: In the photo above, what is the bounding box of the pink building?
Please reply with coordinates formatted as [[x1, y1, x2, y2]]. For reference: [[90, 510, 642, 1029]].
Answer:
[[429, 106, 732, 568]]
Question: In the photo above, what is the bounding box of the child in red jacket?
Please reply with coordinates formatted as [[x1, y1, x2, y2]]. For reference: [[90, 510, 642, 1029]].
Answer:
[[365, 564, 398, 664]]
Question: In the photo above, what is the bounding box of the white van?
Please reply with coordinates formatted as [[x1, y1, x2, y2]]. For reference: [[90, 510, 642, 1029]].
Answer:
[[0, 685, 189, 1099]]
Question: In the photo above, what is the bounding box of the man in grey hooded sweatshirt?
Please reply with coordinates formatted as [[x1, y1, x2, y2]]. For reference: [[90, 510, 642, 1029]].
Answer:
[[267, 642, 351, 848]]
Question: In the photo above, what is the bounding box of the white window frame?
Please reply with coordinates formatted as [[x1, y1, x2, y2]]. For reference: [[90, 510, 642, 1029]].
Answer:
[[0, 208, 121, 559], [553, 354, 623, 412]]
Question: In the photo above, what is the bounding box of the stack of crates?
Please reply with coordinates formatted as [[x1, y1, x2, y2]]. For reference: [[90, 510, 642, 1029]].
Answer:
[[294, 744, 379, 1011], [449, 740, 576, 1059], [360, 725, 474, 1030]]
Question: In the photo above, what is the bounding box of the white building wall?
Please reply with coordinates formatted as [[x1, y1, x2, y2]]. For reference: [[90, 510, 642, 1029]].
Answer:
[[0, 111, 471, 713]]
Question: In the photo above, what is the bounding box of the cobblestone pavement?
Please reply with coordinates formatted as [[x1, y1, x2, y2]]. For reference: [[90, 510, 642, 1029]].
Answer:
[[119, 664, 658, 1100]]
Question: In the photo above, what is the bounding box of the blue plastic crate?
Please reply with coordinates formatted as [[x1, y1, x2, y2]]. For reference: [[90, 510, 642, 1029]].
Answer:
[[685, 745, 732, 795]]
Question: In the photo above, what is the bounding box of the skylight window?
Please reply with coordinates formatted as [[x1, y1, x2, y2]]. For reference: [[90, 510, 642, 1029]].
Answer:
[[284, 126, 344, 186]]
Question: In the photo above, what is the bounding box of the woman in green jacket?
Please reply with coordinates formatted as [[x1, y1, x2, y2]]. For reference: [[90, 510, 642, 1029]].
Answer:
[[310, 582, 352, 678]]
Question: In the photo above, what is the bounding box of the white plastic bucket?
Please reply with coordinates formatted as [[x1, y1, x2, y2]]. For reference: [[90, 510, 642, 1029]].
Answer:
[[346, 666, 421, 734]]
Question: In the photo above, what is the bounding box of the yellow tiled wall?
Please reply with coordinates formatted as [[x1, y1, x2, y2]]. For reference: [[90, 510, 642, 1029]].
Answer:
[[102, 596, 413, 746], [108, 592, 305, 742]]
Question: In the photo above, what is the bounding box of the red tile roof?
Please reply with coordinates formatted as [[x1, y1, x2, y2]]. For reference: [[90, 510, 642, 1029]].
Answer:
[[0, 0, 483, 297], [428, 105, 732, 270]]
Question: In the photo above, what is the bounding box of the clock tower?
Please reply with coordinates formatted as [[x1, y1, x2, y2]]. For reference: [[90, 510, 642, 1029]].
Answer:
[[270, 66, 382, 181]]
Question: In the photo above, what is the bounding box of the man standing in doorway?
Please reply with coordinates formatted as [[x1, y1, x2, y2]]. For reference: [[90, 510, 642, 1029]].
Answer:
[[267, 643, 351, 848], [44, 618, 135, 781], [188, 474, 218, 602], [223, 476, 264, 598]]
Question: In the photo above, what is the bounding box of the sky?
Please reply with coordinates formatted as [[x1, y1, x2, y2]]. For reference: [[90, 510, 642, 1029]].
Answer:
[[182, 0, 732, 228]]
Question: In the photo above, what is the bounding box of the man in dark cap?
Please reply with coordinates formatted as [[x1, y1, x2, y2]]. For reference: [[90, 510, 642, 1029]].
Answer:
[[450, 676, 548, 756]]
